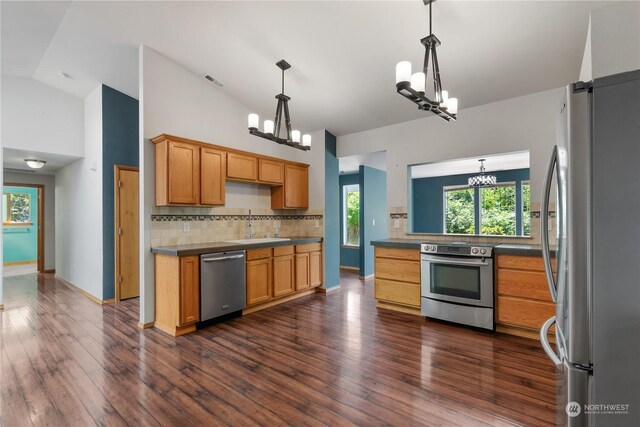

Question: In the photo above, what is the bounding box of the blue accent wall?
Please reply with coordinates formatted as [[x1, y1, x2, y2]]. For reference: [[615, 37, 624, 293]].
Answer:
[[102, 85, 139, 300], [3, 186, 38, 263], [339, 173, 359, 268], [360, 166, 388, 277], [412, 168, 529, 233], [323, 131, 340, 289]]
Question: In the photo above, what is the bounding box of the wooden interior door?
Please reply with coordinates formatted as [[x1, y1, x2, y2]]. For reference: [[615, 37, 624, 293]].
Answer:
[[115, 166, 139, 300]]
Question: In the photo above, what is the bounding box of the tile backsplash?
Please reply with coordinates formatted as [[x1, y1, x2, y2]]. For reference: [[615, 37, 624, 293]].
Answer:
[[151, 207, 323, 247], [388, 203, 556, 245]]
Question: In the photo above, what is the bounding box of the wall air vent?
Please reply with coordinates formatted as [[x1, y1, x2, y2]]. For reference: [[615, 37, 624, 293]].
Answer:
[[204, 75, 224, 87]]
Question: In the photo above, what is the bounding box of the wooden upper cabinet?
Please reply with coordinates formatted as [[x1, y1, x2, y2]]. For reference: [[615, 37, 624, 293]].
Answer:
[[227, 152, 258, 182], [200, 147, 225, 205], [179, 256, 200, 326], [258, 158, 284, 184], [272, 164, 309, 209], [167, 141, 200, 205]]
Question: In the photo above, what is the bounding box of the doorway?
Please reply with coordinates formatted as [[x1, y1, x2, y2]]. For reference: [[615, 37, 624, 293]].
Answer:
[[3, 183, 44, 276], [114, 166, 139, 300]]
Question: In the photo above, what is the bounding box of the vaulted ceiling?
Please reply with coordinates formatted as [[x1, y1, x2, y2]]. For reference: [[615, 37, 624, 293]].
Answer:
[[1, 1, 610, 136]]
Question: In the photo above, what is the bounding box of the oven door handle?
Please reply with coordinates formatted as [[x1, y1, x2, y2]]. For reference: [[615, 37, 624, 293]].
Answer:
[[423, 258, 489, 267]]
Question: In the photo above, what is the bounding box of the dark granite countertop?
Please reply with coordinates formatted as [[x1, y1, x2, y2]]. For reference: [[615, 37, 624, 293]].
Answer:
[[152, 236, 322, 257], [370, 239, 422, 249]]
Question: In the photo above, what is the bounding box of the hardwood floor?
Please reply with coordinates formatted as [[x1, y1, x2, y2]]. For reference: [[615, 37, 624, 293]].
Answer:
[[1, 271, 557, 426]]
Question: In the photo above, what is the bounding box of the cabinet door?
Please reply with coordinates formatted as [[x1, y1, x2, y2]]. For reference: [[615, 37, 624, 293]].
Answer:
[[168, 141, 199, 204], [273, 255, 295, 297], [200, 147, 225, 205], [285, 164, 308, 208], [179, 256, 200, 326], [309, 251, 322, 287], [258, 158, 284, 184], [227, 152, 258, 181], [247, 258, 272, 305], [295, 253, 310, 290]]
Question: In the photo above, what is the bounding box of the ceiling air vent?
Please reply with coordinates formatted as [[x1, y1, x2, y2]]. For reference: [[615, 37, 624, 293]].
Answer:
[[204, 75, 223, 87]]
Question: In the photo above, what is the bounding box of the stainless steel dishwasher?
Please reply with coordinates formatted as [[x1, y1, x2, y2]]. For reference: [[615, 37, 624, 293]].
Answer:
[[199, 250, 246, 324]]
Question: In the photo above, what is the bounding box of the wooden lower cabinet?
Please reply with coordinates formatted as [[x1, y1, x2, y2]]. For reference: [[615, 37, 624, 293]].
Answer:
[[495, 253, 555, 340], [373, 247, 421, 315], [154, 254, 200, 337], [246, 257, 272, 305], [245, 244, 323, 312]]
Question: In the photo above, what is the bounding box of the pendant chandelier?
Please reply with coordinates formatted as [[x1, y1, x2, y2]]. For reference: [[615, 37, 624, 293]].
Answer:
[[395, 0, 458, 121], [468, 159, 497, 188], [248, 59, 311, 151]]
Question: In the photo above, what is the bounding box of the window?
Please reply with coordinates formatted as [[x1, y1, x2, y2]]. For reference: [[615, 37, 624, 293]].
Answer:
[[342, 184, 360, 245], [444, 187, 475, 234], [522, 181, 531, 236], [480, 183, 516, 236], [2, 192, 31, 225]]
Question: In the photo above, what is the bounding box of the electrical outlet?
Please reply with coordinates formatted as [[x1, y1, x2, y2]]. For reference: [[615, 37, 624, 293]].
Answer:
[[314, 220, 320, 229], [394, 219, 400, 229], [183, 222, 191, 233]]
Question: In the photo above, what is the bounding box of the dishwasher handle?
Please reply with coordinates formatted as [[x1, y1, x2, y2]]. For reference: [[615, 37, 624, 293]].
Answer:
[[201, 254, 245, 262]]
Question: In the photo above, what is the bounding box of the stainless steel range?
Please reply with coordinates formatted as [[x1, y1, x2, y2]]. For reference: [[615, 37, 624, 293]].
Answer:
[[420, 243, 494, 330]]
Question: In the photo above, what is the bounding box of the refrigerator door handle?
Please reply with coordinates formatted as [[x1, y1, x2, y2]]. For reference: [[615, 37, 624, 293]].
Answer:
[[540, 316, 562, 367], [541, 145, 558, 302]]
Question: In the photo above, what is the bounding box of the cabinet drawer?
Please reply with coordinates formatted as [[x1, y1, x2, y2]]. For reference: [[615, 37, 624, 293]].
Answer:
[[258, 158, 284, 184], [497, 269, 554, 302], [375, 278, 420, 307], [374, 247, 420, 261], [273, 245, 294, 257], [295, 243, 321, 253], [497, 254, 556, 272], [496, 296, 555, 330], [246, 247, 273, 260], [227, 153, 258, 181], [375, 257, 420, 284]]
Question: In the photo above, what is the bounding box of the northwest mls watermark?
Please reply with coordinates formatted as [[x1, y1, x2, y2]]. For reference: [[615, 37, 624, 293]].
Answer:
[[566, 401, 630, 417]]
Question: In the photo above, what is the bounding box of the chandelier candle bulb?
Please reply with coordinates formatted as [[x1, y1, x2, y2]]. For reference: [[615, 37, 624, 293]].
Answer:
[[292, 130, 301, 143], [411, 72, 426, 93], [302, 134, 311, 147], [248, 113, 259, 129], [447, 98, 458, 115], [440, 90, 449, 107], [396, 61, 412, 83], [263, 120, 274, 134]]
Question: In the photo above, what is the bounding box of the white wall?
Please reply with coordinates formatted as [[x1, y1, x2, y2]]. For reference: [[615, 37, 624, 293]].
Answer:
[[1, 76, 84, 157], [3, 171, 56, 270], [139, 45, 325, 323], [590, 1, 640, 79], [579, 17, 592, 82], [55, 85, 103, 299], [337, 87, 563, 210]]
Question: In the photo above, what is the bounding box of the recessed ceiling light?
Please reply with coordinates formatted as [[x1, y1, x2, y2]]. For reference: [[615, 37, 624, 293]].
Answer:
[[57, 71, 72, 79], [24, 159, 46, 169], [204, 75, 223, 87]]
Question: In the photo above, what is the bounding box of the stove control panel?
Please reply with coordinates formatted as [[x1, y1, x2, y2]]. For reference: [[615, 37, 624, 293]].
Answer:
[[420, 243, 493, 258]]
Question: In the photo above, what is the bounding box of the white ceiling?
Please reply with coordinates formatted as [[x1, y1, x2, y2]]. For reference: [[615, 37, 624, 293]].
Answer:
[[1, 1, 609, 136], [410, 150, 530, 179], [3, 148, 81, 175], [339, 150, 387, 174]]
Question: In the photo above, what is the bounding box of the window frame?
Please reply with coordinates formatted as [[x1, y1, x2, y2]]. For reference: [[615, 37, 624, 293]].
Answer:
[[442, 184, 476, 235], [342, 184, 360, 247], [2, 192, 33, 226]]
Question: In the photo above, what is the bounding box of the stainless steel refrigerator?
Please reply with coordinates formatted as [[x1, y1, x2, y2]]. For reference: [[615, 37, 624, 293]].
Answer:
[[540, 70, 640, 427]]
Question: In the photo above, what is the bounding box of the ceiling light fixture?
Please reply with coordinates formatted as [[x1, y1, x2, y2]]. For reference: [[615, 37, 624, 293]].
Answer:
[[24, 159, 47, 169], [468, 159, 496, 188], [395, 0, 458, 121], [248, 60, 311, 151]]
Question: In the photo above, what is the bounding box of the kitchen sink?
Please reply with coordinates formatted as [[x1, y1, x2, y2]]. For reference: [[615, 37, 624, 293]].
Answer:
[[225, 238, 291, 244]]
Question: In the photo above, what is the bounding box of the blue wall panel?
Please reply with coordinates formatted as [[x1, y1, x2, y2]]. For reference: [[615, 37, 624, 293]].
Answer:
[[360, 166, 387, 277], [102, 85, 139, 300], [412, 168, 529, 233], [323, 131, 340, 289], [3, 186, 38, 263]]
